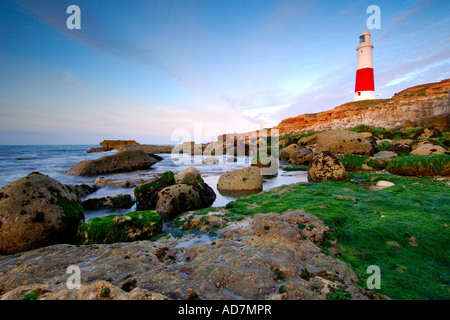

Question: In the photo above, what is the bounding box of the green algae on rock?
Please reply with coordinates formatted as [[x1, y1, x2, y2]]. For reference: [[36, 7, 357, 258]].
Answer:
[[76, 210, 162, 245], [386, 154, 450, 176], [336, 154, 386, 171]]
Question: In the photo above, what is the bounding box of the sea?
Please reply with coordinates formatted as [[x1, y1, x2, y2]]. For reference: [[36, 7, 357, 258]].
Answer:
[[0, 145, 308, 220]]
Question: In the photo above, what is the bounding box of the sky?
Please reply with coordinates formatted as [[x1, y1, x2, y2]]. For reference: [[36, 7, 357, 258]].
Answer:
[[0, 0, 449, 145]]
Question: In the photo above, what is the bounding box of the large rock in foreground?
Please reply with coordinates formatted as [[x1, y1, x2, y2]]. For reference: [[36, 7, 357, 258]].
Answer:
[[217, 167, 263, 191], [64, 150, 158, 176], [314, 130, 374, 156], [0, 209, 379, 300], [0, 173, 84, 255], [308, 152, 349, 182]]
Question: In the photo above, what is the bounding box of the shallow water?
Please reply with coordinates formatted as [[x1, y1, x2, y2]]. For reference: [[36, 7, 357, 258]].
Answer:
[[0, 145, 308, 220]]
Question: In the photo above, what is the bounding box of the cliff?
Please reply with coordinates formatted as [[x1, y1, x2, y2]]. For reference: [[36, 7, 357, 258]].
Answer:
[[274, 79, 450, 135]]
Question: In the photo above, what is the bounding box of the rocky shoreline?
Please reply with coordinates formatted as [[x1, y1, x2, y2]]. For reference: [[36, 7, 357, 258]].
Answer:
[[1, 94, 449, 300]]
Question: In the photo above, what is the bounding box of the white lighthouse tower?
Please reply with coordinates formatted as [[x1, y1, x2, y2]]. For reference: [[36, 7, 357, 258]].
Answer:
[[354, 30, 375, 101]]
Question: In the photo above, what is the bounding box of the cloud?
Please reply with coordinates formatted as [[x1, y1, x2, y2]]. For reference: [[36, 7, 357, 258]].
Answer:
[[14, 0, 185, 81]]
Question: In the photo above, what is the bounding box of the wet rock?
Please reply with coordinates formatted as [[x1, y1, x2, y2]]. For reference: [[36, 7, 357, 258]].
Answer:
[[81, 194, 134, 211], [76, 211, 162, 245], [155, 184, 216, 222], [386, 154, 450, 176], [336, 154, 386, 171], [94, 174, 161, 188], [134, 171, 176, 211], [307, 152, 349, 182], [120, 144, 173, 154], [64, 150, 159, 176], [0, 209, 381, 300], [217, 167, 263, 191], [0, 172, 84, 255], [67, 184, 99, 199]]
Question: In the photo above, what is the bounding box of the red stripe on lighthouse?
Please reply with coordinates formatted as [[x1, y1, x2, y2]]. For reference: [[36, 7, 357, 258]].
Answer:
[[355, 68, 374, 92]]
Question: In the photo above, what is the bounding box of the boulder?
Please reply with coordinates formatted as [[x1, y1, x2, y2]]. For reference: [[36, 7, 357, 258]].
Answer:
[[174, 167, 204, 184], [0, 172, 84, 255], [134, 170, 215, 220], [63, 150, 158, 176], [314, 130, 373, 156], [289, 148, 315, 165], [280, 144, 299, 161], [202, 157, 219, 165], [134, 171, 176, 211], [374, 151, 399, 161], [154, 184, 216, 221], [409, 144, 448, 156], [307, 152, 349, 182], [76, 211, 162, 244], [217, 167, 263, 191]]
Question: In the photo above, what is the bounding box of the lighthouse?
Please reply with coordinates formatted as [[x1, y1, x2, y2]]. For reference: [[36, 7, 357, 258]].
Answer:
[[354, 30, 375, 101]]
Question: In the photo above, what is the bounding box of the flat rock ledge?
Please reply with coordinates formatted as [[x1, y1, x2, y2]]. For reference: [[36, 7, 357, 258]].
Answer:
[[0, 209, 382, 300]]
